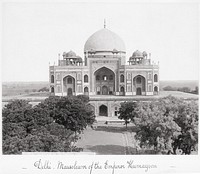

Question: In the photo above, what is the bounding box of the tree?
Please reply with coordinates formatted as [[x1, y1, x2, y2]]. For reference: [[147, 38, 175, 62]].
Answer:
[[118, 102, 137, 129], [2, 99, 81, 154], [177, 87, 191, 93], [77, 95, 90, 103], [191, 86, 198, 94], [133, 96, 198, 154], [38, 87, 49, 92], [163, 86, 177, 91], [195, 86, 198, 94], [42, 96, 96, 134], [134, 100, 181, 154], [172, 100, 198, 154]]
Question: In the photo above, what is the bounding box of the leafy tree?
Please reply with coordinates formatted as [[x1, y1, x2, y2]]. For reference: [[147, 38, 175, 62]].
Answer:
[[120, 96, 198, 155], [172, 100, 198, 154], [38, 87, 49, 92], [177, 87, 191, 93], [118, 102, 137, 129], [163, 86, 177, 91], [2, 99, 82, 154], [77, 95, 90, 103], [195, 86, 198, 94], [191, 86, 198, 94], [42, 96, 96, 134], [134, 100, 181, 154]]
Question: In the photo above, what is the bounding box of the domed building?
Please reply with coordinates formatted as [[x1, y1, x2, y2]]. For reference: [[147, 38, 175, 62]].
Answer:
[[49, 23, 159, 117]]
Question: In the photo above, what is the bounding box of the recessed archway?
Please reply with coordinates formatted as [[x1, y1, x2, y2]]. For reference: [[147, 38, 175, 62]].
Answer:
[[154, 86, 158, 92], [102, 86, 108, 95], [67, 88, 73, 96], [94, 67, 115, 95], [154, 74, 158, 82], [63, 75, 75, 94], [136, 87, 142, 95], [84, 75, 88, 83], [120, 86, 125, 96], [99, 105, 108, 116], [133, 75, 146, 95], [120, 74, 124, 82], [84, 87, 89, 95], [51, 75, 54, 83]]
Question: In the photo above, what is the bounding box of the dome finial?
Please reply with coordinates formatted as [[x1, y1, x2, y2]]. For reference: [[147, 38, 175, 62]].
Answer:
[[104, 19, 106, 28]]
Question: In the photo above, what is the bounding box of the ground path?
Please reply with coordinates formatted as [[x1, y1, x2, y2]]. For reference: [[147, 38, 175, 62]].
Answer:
[[76, 118, 137, 155]]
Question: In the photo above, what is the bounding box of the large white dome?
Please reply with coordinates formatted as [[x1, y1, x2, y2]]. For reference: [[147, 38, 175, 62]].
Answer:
[[84, 28, 126, 53]]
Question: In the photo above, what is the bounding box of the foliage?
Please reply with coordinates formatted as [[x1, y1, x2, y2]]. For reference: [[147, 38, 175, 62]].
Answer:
[[42, 96, 96, 133], [163, 85, 198, 94], [133, 96, 198, 154], [190, 86, 198, 94], [2, 96, 94, 154], [38, 87, 49, 92], [177, 87, 191, 93], [172, 100, 198, 154], [77, 95, 90, 103], [118, 96, 198, 154], [162, 86, 177, 91], [118, 102, 138, 129]]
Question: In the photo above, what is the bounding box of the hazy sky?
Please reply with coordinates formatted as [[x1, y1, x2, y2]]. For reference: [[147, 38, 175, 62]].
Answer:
[[2, 2, 199, 82]]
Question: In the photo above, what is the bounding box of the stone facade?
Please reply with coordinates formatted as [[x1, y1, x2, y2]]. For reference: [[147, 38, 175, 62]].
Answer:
[[49, 25, 159, 117]]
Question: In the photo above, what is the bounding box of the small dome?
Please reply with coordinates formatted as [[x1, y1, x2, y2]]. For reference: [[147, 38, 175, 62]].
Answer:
[[65, 50, 76, 57], [84, 28, 126, 53], [142, 51, 147, 57], [76, 57, 83, 62], [132, 50, 143, 58]]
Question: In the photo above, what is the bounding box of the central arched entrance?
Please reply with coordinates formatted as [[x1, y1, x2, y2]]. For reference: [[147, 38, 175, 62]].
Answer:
[[102, 86, 108, 95], [94, 67, 115, 95], [99, 105, 108, 116], [136, 87, 142, 95]]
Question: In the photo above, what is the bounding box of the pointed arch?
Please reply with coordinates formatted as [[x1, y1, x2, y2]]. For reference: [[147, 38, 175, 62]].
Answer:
[[51, 87, 54, 93], [120, 74, 124, 82], [154, 86, 158, 92], [133, 75, 146, 94], [84, 75, 88, 83], [154, 74, 158, 82], [99, 105, 108, 116], [84, 87, 89, 95], [51, 75, 54, 83], [94, 67, 115, 95], [63, 75, 75, 93]]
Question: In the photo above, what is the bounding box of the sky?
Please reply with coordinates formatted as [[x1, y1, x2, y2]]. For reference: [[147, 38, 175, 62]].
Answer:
[[1, 1, 199, 82]]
